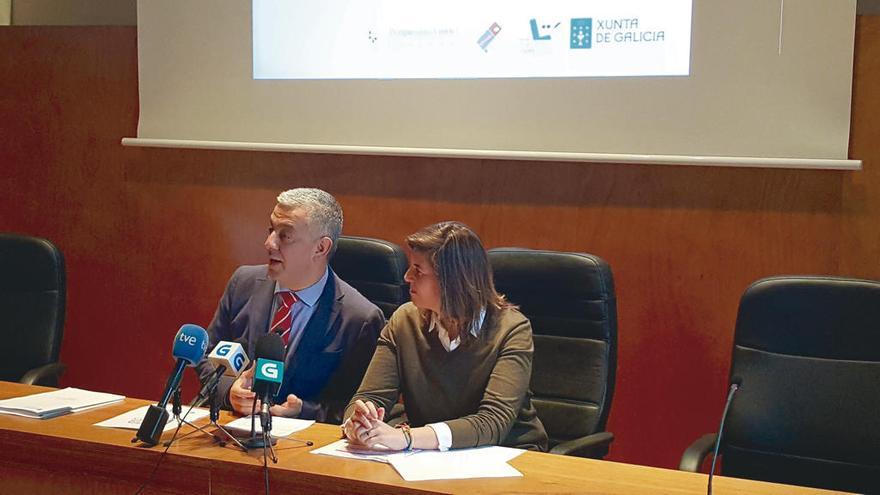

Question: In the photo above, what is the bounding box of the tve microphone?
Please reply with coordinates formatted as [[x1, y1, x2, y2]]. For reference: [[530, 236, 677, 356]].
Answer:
[[192, 338, 250, 407], [707, 376, 742, 495], [134, 324, 209, 446]]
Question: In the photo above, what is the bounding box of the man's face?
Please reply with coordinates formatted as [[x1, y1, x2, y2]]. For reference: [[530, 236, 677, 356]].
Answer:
[[264, 204, 323, 290]]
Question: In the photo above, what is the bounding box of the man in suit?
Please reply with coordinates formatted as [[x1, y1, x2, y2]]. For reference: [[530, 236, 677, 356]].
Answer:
[[198, 188, 385, 424]]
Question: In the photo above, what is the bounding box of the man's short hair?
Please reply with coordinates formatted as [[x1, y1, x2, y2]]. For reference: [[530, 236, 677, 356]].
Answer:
[[276, 188, 343, 244]]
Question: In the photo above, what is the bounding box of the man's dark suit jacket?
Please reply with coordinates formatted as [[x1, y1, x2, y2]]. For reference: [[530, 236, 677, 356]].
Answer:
[[197, 264, 385, 424]]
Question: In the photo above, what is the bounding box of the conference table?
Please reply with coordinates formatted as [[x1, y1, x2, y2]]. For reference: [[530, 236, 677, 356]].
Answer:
[[0, 382, 847, 494]]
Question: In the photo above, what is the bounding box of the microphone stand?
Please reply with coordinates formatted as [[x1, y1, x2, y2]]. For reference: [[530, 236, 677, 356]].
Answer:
[[162, 388, 214, 447], [165, 378, 248, 451], [707, 382, 740, 495], [239, 390, 313, 452], [242, 394, 278, 455], [261, 406, 279, 464], [207, 392, 248, 451]]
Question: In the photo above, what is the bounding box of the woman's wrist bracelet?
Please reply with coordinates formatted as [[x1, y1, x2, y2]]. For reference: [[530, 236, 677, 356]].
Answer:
[[397, 423, 413, 451]]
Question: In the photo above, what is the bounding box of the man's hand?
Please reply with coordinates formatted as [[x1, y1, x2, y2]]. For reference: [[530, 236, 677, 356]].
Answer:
[[229, 366, 257, 416], [270, 394, 303, 418]]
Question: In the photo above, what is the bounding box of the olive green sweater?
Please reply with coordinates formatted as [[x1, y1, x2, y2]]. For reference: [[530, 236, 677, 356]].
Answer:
[[345, 302, 548, 451]]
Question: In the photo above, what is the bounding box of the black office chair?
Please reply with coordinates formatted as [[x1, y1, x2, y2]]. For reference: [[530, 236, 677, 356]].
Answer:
[[0, 233, 67, 386], [680, 276, 880, 493], [330, 235, 409, 319], [488, 248, 617, 458]]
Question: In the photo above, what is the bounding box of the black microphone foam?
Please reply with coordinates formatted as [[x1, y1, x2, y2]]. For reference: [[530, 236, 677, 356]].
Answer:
[[252, 333, 285, 401], [254, 332, 285, 361]]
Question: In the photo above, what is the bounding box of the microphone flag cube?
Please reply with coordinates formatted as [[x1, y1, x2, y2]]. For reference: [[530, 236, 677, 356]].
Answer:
[[255, 358, 283, 385], [208, 341, 250, 377]]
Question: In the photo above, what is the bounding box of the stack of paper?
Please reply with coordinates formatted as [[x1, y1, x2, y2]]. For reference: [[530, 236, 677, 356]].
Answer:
[[94, 405, 210, 432], [0, 387, 124, 419], [311, 439, 525, 481]]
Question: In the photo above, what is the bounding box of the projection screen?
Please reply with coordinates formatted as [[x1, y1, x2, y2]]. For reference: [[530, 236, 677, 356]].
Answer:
[[125, 0, 860, 169]]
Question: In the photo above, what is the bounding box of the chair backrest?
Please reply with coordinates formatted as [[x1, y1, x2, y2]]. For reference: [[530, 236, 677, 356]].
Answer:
[[488, 248, 617, 449], [724, 276, 880, 493], [0, 233, 66, 383], [330, 235, 409, 319]]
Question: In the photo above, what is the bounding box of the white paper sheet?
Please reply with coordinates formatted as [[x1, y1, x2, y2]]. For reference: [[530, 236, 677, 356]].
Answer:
[[388, 447, 525, 481], [223, 415, 314, 437], [93, 405, 210, 432], [311, 439, 525, 481], [0, 387, 124, 419], [311, 439, 417, 464]]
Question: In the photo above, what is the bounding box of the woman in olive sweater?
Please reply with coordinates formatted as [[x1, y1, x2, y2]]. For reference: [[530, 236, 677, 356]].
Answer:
[[342, 221, 547, 452]]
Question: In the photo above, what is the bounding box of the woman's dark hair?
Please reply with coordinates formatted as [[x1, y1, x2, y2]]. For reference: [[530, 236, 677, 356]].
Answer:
[[406, 221, 510, 336]]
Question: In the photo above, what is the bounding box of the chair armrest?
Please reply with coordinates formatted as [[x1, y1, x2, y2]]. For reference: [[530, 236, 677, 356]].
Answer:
[[550, 431, 614, 458], [19, 362, 67, 387], [679, 433, 717, 472]]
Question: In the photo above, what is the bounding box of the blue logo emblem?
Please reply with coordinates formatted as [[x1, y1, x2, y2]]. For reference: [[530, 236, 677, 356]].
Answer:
[[570, 18, 592, 49], [216, 343, 232, 356], [232, 351, 246, 371], [530, 19, 551, 41]]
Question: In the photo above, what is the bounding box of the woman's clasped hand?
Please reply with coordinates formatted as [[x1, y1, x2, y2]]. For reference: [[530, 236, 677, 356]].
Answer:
[[343, 399, 409, 450]]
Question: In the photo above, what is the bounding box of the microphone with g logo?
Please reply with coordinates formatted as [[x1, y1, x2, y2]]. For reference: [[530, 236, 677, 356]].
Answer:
[[244, 333, 286, 450], [257, 359, 281, 380], [210, 340, 250, 377], [191, 338, 251, 407], [252, 332, 285, 405]]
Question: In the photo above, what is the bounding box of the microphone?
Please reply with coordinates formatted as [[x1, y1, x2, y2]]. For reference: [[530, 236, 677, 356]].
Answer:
[[707, 376, 742, 495], [134, 324, 209, 446], [252, 333, 285, 405], [251, 335, 285, 491], [255, 356, 284, 428], [241, 333, 285, 451], [192, 338, 250, 407]]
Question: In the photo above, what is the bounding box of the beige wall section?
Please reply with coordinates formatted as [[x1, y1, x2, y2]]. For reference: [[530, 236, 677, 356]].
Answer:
[[11, 0, 135, 25], [0, 0, 10, 25]]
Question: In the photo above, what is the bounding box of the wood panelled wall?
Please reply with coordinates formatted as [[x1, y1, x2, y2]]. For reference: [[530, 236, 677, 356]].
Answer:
[[1, 20, 877, 469]]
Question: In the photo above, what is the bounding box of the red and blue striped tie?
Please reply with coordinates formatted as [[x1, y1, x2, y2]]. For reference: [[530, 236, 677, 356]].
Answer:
[[269, 291, 297, 346]]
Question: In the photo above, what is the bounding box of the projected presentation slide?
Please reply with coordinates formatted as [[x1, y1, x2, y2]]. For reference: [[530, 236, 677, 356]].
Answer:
[[253, 0, 693, 80]]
